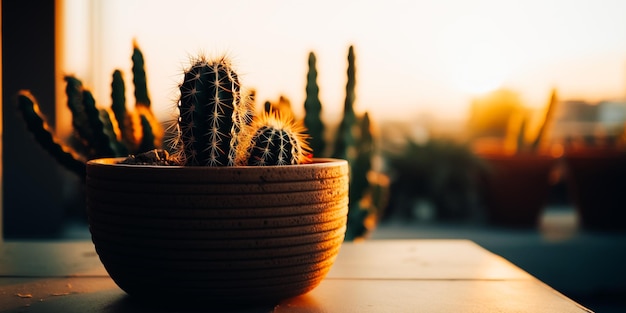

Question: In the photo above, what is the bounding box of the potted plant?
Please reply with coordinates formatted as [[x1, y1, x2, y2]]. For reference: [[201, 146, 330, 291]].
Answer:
[[85, 55, 349, 305], [473, 89, 558, 227], [562, 130, 626, 230], [26, 53, 347, 306]]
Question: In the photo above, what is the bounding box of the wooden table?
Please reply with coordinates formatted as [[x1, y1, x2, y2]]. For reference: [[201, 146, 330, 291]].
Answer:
[[0, 240, 592, 312]]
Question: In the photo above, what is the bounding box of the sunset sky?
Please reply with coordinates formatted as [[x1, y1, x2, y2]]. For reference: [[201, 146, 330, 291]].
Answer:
[[59, 0, 626, 125]]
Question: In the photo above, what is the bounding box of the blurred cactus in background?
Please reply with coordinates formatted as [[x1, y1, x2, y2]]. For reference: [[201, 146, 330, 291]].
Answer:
[[327, 45, 389, 241], [264, 95, 295, 117], [514, 88, 558, 154], [332, 45, 358, 162], [384, 137, 487, 222], [17, 43, 163, 178], [304, 52, 326, 157], [17, 91, 87, 177]]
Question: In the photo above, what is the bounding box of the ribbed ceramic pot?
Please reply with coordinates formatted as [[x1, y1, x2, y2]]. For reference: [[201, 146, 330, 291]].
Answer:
[[86, 158, 349, 305]]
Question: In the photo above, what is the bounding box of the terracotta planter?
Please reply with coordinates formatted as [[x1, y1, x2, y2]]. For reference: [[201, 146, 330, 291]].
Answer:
[[86, 158, 349, 305], [479, 153, 555, 227], [564, 148, 626, 230]]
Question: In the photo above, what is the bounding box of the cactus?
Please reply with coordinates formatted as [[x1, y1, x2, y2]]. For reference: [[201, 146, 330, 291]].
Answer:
[[16, 90, 86, 177], [132, 41, 151, 108], [176, 55, 241, 166], [243, 111, 311, 166], [303, 51, 326, 156], [332, 45, 358, 161], [110, 70, 127, 139], [173, 55, 312, 167], [320, 45, 388, 240], [69, 77, 120, 158], [352, 112, 373, 202], [17, 43, 163, 178]]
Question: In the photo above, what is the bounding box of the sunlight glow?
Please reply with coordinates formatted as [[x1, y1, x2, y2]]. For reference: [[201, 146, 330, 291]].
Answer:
[[58, 0, 626, 125]]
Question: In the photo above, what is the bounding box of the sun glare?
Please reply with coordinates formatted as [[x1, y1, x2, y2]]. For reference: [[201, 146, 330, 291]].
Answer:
[[438, 12, 513, 97], [59, 0, 626, 123], [455, 67, 504, 96]]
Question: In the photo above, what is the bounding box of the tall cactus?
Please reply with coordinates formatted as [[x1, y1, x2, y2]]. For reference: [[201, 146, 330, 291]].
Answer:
[[304, 51, 326, 157], [132, 41, 162, 152], [244, 111, 311, 166], [332, 45, 358, 161], [323, 46, 388, 241], [177, 56, 241, 166]]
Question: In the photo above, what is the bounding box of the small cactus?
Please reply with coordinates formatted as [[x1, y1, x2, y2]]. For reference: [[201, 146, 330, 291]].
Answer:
[[242, 111, 311, 166]]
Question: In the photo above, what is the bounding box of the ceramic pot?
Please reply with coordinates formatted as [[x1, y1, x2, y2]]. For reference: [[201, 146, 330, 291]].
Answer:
[[479, 153, 555, 227], [86, 158, 349, 305], [564, 148, 626, 230]]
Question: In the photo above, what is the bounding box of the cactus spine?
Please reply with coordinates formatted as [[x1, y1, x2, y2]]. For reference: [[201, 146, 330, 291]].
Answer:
[[177, 56, 241, 166]]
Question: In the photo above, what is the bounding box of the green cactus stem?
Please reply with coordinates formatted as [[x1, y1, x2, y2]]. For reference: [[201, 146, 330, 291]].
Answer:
[[243, 111, 311, 166], [64, 76, 119, 158], [352, 112, 373, 202], [132, 40, 151, 108], [132, 42, 163, 152], [137, 112, 157, 154], [110, 70, 130, 144], [332, 45, 358, 161], [304, 51, 326, 157], [64, 76, 91, 153], [99, 108, 127, 155], [111, 70, 126, 129], [16, 90, 86, 177], [177, 55, 241, 166]]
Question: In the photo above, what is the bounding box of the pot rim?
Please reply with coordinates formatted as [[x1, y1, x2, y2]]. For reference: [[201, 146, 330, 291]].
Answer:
[[86, 157, 349, 183], [87, 157, 347, 169]]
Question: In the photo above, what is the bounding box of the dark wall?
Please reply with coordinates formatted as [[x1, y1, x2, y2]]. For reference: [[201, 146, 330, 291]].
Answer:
[[2, 0, 75, 238]]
